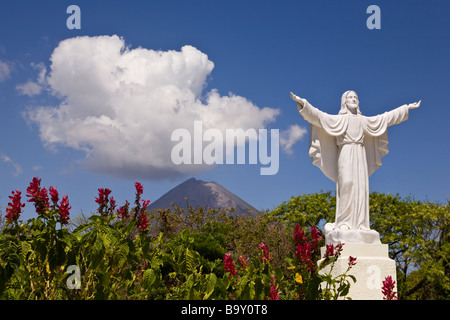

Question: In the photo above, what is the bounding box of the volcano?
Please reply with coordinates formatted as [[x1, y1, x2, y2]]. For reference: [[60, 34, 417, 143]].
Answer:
[[148, 178, 258, 215]]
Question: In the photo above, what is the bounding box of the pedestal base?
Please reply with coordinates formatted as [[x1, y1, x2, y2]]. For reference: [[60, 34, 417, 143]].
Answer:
[[324, 223, 381, 245], [318, 244, 397, 300]]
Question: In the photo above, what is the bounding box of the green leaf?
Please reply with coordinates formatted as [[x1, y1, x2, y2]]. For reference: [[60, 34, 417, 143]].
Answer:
[[113, 243, 129, 268], [89, 236, 106, 269], [142, 269, 156, 289], [235, 275, 248, 298], [274, 267, 284, 282], [254, 277, 263, 297], [182, 247, 196, 273], [180, 229, 189, 242], [347, 274, 357, 283], [150, 256, 163, 269], [203, 273, 217, 300], [339, 283, 350, 297], [0, 236, 21, 267], [184, 273, 195, 296]]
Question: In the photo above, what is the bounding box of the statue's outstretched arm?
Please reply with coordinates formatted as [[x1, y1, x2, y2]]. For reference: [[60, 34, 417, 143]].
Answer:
[[290, 92, 305, 112], [407, 100, 421, 110], [290, 92, 326, 128], [377, 100, 420, 128]]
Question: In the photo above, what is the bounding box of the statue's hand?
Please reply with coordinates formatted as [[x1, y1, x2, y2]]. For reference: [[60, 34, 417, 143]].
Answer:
[[290, 92, 301, 102], [408, 100, 421, 109], [290, 92, 304, 110]]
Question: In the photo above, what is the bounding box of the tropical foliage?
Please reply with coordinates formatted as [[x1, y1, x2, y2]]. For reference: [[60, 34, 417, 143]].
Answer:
[[271, 191, 449, 299], [0, 178, 448, 300]]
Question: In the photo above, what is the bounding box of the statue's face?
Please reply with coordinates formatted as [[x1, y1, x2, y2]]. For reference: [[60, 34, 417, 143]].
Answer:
[[345, 91, 359, 111]]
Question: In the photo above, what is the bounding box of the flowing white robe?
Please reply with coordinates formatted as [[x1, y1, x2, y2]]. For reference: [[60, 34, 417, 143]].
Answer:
[[298, 99, 409, 231]]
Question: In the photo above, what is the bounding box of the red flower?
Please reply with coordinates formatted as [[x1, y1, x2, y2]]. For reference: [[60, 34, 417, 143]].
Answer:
[[141, 199, 151, 211], [223, 253, 237, 276], [324, 242, 344, 259], [109, 196, 117, 212], [26, 177, 49, 215], [325, 243, 334, 258], [239, 255, 248, 270], [382, 276, 397, 300], [259, 243, 271, 263], [294, 224, 306, 246], [117, 200, 130, 219], [134, 198, 150, 232], [293, 225, 321, 272], [95, 188, 111, 205], [95, 188, 112, 215], [57, 195, 71, 225], [296, 241, 315, 272], [334, 242, 344, 257], [49, 186, 59, 207], [269, 274, 280, 300], [5, 189, 25, 223], [310, 226, 323, 249], [135, 182, 143, 196], [348, 256, 357, 267], [26, 177, 41, 199], [137, 212, 148, 232]]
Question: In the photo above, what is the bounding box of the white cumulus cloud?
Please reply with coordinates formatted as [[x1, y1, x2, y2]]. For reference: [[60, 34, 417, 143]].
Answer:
[[1, 154, 23, 176], [16, 80, 43, 96], [16, 62, 47, 96], [24, 35, 280, 180], [0, 60, 11, 82], [280, 124, 307, 155]]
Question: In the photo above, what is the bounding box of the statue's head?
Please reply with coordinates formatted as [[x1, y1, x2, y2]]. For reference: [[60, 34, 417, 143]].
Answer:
[[339, 90, 361, 115]]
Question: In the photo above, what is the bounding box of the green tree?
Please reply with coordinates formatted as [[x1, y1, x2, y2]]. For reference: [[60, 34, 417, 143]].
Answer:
[[270, 191, 335, 228], [271, 191, 449, 299], [370, 192, 449, 299]]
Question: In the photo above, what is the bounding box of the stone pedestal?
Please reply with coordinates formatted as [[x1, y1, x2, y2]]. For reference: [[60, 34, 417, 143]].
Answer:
[[319, 244, 397, 300]]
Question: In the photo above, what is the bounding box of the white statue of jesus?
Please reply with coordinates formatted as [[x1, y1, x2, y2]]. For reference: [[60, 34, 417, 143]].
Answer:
[[291, 90, 420, 244]]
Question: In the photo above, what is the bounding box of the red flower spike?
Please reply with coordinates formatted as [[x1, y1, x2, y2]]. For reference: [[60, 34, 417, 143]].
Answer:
[[95, 188, 112, 215], [26, 177, 41, 200], [294, 224, 306, 246], [135, 182, 143, 196], [296, 241, 315, 272], [324, 243, 335, 258], [6, 189, 25, 223], [382, 276, 397, 300], [26, 177, 49, 215], [348, 256, 357, 267], [49, 186, 59, 207], [117, 200, 130, 219], [95, 188, 111, 204], [335, 242, 344, 258], [310, 226, 323, 249], [239, 255, 248, 270], [223, 253, 237, 277], [259, 243, 271, 263], [57, 195, 71, 225], [137, 212, 148, 232], [141, 199, 151, 211], [269, 274, 280, 300], [109, 196, 116, 212]]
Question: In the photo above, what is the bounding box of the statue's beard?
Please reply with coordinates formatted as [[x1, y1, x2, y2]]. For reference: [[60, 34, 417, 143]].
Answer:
[[346, 103, 359, 112]]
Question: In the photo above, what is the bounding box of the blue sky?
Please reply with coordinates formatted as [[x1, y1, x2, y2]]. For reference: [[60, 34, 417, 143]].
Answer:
[[0, 0, 448, 221]]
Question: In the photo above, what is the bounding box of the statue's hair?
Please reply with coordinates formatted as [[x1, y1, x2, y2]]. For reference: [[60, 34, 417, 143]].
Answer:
[[339, 90, 362, 115]]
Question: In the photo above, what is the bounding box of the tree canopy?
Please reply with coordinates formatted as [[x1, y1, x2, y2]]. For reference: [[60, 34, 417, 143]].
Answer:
[[270, 191, 449, 299]]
